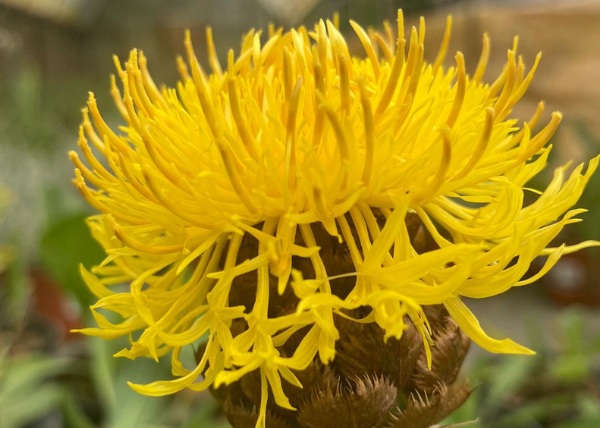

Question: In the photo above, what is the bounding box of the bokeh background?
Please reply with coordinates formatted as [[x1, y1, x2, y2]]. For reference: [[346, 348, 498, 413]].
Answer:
[[1, 0, 599, 427]]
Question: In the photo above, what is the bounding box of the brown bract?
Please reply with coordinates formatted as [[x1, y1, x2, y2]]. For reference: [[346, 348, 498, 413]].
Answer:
[[211, 215, 471, 428]]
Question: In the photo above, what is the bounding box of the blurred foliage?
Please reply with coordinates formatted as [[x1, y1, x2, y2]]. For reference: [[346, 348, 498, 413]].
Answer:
[[444, 309, 600, 428], [0, 187, 13, 274], [0, 69, 93, 153], [0, 338, 228, 428], [0, 194, 228, 428], [0, 186, 26, 326], [40, 214, 105, 308], [0, 354, 72, 428], [0, 69, 62, 152]]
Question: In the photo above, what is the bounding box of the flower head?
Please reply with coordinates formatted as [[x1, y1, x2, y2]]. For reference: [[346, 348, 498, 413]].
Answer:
[[71, 10, 598, 427]]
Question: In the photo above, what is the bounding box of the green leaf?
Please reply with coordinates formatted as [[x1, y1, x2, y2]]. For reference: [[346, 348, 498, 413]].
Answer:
[[487, 356, 537, 408], [179, 399, 222, 428], [89, 336, 118, 418], [555, 419, 600, 428], [0, 384, 65, 428], [550, 353, 592, 384], [0, 355, 70, 398], [494, 394, 572, 428], [558, 309, 586, 354], [591, 333, 600, 353], [576, 394, 600, 418], [61, 391, 97, 428], [3, 247, 32, 324], [39, 214, 104, 308], [89, 336, 173, 428], [109, 357, 171, 428]]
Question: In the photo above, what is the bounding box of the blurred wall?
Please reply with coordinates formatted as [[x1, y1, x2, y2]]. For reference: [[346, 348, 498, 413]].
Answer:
[[416, 0, 600, 164]]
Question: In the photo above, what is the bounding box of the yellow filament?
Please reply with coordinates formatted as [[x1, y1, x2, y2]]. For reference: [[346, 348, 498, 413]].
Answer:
[[321, 101, 350, 164], [111, 218, 184, 255], [125, 52, 151, 119], [228, 78, 260, 160], [526, 101, 545, 131], [122, 76, 142, 132], [77, 127, 115, 182], [397, 9, 405, 54], [132, 66, 156, 120], [447, 53, 466, 129], [176, 56, 190, 81], [118, 154, 160, 204], [349, 20, 380, 79], [414, 128, 452, 203], [142, 167, 217, 229], [283, 47, 294, 102], [359, 82, 375, 185], [285, 79, 302, 201], [432, 16, 452, 74], [110, 75, 130, 121], [88, 93, 132, 156], [473, 33, 490, 83], [506, 53, 542, 111], [82, 108, 106, 155], [317, 21, 329, 72], [493, 50, 516, 115], [488, 67, 507, 101], [517, 112, 562, 162], [215, 139, 258, 214], [512, 36, 519, 54], [133, 63, 156, 118], [69, 151, 104, 189], [374, 24, 406, 121], [140, 129, 190, 193], [194, 77, 221, 140], [74, 170, 146, 225], [453, 108, 494, 180], [403, 27, 419, 84], [515, 56, 525, 87], [407, 44, 424, 98], [138, 51, 164, 104], [112, 55, 125, 80], [337, 215, 364, 266], [184, 30, 208, 87], [372, 31, 393, 63], [338, 53, 351, 114], [383, 20, 394, 47]]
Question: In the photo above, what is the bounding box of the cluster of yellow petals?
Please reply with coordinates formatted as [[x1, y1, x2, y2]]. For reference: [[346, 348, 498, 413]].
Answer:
[[71, 10, 598, 427]]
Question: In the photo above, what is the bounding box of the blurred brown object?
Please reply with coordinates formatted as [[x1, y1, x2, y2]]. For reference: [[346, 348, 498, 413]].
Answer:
[[0, 0, 98, 26], [542, 250, 600, 307], [30, 269, 82, 341], [257, 0, 322, 26]]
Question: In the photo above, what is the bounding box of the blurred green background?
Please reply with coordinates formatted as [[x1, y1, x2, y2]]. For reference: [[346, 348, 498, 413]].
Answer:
[[0, 0, 599, 427]]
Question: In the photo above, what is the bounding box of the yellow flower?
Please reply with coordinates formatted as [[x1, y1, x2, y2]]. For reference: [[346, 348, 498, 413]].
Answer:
[[71, 11, 598, 427]]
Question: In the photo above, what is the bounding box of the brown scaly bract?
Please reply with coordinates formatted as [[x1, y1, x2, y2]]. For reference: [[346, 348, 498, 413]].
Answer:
[[214, 215, 471, 428]]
